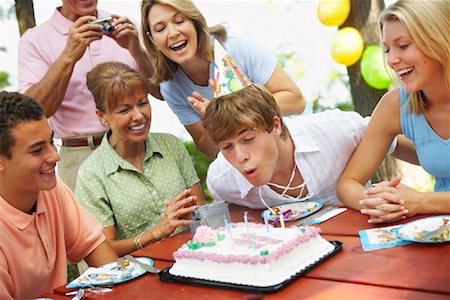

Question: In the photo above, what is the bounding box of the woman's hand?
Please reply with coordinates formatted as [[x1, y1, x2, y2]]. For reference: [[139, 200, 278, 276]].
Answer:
[[187, 79, 215, 117], [188, 92, 210, 117], [359, 176, 420, 223], [359, 176, 406, 223], [153, 189, 199, 239], [359, 202, 407, 224]]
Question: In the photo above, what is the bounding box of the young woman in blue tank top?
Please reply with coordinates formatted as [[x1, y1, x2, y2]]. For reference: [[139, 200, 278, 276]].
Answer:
[[337, 0, 450, 224]]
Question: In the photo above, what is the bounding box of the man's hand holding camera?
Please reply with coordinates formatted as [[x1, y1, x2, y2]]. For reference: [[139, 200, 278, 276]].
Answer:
[[108, 14, 142, 56], [63, 16, 103, 63], [63, 14, 141, 64]]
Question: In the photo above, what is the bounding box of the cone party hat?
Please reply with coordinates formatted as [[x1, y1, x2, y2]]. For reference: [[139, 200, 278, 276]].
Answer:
[[212, 39, 252, 98]]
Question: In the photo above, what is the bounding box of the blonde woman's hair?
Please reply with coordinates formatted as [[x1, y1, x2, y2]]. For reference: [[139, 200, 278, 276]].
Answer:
[[379, 0, 450, 114], [86, 61, 151, 112], [204, 84, 288, 145], [141, 0, 227, 85]]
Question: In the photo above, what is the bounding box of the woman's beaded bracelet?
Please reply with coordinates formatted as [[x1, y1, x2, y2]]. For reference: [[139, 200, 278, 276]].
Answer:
[[134, 232, 144, 250]]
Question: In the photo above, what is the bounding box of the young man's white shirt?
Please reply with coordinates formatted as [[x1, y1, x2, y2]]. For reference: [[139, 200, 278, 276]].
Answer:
[[206, 109, 396, 208]]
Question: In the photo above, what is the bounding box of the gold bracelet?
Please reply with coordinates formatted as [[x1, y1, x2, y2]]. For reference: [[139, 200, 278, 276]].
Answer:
[[134, 232, 144, 250]]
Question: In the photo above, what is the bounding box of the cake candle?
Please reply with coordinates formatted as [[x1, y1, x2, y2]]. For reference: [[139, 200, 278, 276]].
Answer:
[[251, 232, 256, 251], [244, 211, 249, 232], [264, 213, 270, 233], [228, 224, 235, 247], [279, 214, 285, 228], [224, 215, 229, 231]]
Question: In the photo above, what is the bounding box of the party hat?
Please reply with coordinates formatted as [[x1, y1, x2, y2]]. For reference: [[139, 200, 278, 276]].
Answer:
[[212, 39, 252, 98]]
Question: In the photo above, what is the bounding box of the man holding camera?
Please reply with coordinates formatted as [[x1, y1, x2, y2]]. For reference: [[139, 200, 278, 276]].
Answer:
[[18, 0, 160, 191]]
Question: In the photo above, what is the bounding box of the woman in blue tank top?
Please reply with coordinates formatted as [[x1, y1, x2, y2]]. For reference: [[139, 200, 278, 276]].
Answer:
[[337, 0, 450, 224]]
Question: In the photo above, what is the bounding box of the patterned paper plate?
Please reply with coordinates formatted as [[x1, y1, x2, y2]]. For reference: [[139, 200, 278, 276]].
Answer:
[[261, 200, 323, 222], [67, 257, 153, 288], [395, 216, 450, 243]]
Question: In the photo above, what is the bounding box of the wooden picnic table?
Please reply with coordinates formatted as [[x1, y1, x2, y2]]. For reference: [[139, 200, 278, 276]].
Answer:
[[50, 204, 450, 299]]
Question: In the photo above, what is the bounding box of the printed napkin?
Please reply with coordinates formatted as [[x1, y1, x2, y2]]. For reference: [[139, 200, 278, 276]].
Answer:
[[359, 225, 412, 252]]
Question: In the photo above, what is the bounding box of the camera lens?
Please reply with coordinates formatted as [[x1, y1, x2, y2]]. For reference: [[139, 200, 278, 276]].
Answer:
[[102, 22, 115, 35]]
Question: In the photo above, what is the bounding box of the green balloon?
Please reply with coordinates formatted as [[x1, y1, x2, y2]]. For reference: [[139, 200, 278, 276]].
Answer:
[[360, 45, 393, 90]]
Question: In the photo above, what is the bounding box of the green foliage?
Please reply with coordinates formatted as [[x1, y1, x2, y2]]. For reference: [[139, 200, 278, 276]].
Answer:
[[0, 29, 9, 89], [276, 51, 305, 80], [67, 263, 79, 282], [335, 102, 354, 111], [312, 99, 354, 113], [184, 141, 215, 203], [311, 70, 353, 113], [326, 70, 349, 88], [0, 1, 15, 20], [275, 43, 353, 114], [0, 71, 10, 89]]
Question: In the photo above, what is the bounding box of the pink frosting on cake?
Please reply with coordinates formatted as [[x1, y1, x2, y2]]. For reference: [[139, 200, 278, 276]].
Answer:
[[173, 223, 321, 265], [192, 225, 218, 243]]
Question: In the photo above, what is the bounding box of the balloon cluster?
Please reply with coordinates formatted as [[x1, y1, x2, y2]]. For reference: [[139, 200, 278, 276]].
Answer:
[[317, 0, 392, 89]]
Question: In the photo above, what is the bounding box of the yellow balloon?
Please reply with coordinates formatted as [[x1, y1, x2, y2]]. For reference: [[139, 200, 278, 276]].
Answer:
[[317, 0, 351, 26], [331, 27, 364, 66]]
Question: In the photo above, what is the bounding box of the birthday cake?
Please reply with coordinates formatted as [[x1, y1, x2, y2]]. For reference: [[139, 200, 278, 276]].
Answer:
[[169, 222, 335, 287]]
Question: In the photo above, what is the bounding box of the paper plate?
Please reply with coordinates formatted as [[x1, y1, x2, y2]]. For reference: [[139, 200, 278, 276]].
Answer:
[[67, 257, 153, 288], [395, 216, 450, 243], [261, 200, 323, 222]]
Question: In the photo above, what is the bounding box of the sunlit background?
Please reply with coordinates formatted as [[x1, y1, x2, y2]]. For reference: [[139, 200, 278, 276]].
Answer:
[[1, 0, 369, 139], [0, 0, 432, 194]]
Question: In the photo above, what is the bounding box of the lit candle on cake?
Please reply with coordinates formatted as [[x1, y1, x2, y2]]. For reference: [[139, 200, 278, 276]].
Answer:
[[244, 211, 249, 232], [279, 214, 285, 228]]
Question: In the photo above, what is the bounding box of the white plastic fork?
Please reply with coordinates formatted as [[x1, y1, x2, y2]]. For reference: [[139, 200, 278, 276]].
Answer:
[[124, 255, 160, 274], [295, 206, 336, 226], [419, 221, 450, 240]]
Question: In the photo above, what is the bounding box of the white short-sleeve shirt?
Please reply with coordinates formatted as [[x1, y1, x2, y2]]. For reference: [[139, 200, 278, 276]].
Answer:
[[206, 109, 396, 208]]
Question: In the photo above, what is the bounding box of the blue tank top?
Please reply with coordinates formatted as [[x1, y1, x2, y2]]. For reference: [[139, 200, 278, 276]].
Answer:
[[399, 88, 450, 191]]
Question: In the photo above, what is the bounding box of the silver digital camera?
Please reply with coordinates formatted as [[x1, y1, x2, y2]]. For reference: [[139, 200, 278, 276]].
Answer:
[[189, 201, 231, 235], [89, 16, 115, 35]]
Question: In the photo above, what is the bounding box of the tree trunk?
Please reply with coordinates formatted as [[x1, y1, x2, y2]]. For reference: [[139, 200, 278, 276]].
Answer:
[[15, 0, 35, 36], [342, 0, 386, 117], [342, 0, 398, 183]]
